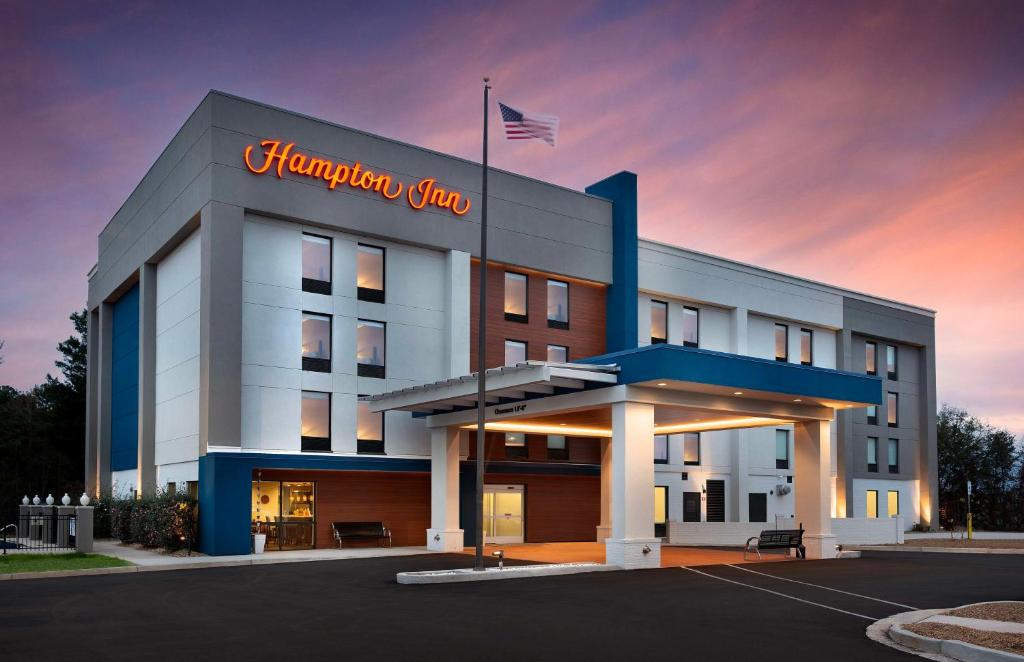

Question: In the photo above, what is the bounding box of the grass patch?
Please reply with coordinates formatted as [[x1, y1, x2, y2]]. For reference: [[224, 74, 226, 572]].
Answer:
[[0, 553, 133, 574]]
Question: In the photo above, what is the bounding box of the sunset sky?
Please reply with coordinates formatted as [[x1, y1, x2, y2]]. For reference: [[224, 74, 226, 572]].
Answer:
[[1, 1, 1021, 434]]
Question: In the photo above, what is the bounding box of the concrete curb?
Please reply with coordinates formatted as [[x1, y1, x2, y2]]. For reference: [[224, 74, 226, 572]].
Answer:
[[868, 604, 1024, 662], [852, 546, 1024, 555], [397, 562, 618, 584]]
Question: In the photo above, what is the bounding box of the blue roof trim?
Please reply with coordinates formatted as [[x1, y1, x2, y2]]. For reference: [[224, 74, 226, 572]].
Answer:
[[579, 344, 883, 405]]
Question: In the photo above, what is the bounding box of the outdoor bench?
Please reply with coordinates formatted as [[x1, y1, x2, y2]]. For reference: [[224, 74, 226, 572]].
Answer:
[[331, 521, 392, 548], [744, 527, 805, 560]]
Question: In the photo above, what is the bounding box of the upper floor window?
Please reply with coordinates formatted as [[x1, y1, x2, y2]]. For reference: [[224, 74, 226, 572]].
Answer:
[[682, 306, 699, 348], [547, 279, 569, 329], [505, 432, 527, 459], [546, 344, 568, 363], [775, 429, 790, 469], [356, 320, 385, 378], [356, 398, 384, 454], [867, 437, 878, 472], [682, 432, 700, 465], [800, 329, 813, 365], [654, 435, 669, 464], [866, 405, 878, 426], [301, 312, 331, 373], [300, 391, 330, 452], [547, 435, 568, 461], [504, 272, 528, 323], [301, 234, 332, 295], [887, 392, 898, 427], [865, 341, 877, 375], [775, 324, 788, 361], [650, 300, 667, 344], [886, 345, 898, 380], [888, 438, 899, 473], [505, 340, 527, 366], [357, 244, 385, 303]]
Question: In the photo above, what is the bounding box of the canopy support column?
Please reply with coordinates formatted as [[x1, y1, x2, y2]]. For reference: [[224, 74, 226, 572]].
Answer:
[[794, 419, 836, 559], [605, 401, 660, 569], [427, 426, 463, 552]]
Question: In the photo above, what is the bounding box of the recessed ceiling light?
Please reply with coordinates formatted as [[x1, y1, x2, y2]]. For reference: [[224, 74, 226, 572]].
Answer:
[[793, 398, 802, 403], [559, 423, 567, 426], [657, 382, 667, 386], [733, 391, 743, 396]]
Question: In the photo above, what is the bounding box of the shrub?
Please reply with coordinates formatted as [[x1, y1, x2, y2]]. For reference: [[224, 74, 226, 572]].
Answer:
[[105, 491, 199, 551]]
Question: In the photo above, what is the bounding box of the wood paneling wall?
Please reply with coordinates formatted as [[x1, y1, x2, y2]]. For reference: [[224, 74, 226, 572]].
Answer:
[[468, 431, 601, 464], [484, 472, 600, 543]]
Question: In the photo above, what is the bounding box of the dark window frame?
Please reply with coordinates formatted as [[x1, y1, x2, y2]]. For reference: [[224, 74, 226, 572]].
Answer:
[[865, 341, 877, 375], [888, 490, 900, 517], [866, 405, 878, 426], [503, 271, 529, 323], [301, 233, 333, 295], [775, 429, 790, 470], [654, 434, 669, 464], [546, 344, 568, 363], [682, 306, 699, 348], [886, 345, 898, 380], [654, 485, 669, 537], [800, 328, 813, 366], [867, 489, 879, 518], [887, 391, 898, 427], [300, 391, 331, 452], [683, 432, 701, 466], [775, 323, 789, 361], [546, 278, 570, 330], [650, 299, 668, 344], [546, 435, 569, 461], [504, 432, 528, 459], [356, 394, 385, 455], [356, 319, 386, 378], [301, 311, 332, 373], [504, 339, 527, 366], [356, 243, 386, 304], [888, 438, 899, 474], [867, 436, 878, 472]]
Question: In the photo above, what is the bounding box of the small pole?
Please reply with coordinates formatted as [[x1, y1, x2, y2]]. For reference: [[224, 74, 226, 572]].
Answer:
[[966, 480, 973, 540], [474, 77, 491, 571]]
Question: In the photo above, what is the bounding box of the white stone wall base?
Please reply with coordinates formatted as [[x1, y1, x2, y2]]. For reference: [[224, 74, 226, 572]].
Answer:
[[803, 534, 838, 559], [596, 525, 612, 542], [427, 529, 464, 552], [605, 538, 661, 569]]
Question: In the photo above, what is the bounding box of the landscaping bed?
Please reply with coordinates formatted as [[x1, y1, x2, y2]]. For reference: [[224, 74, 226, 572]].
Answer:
[[904, 621, 1024, 656], [950, 601, 1024, 624]]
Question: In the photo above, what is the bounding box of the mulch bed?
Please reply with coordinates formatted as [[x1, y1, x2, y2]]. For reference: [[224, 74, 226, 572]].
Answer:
[[949, 601, 1024, 624], [905, 622, 1024, 656]]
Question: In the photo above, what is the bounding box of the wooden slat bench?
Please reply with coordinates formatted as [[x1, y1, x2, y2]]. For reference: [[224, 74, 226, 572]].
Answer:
[[744, 527, 805, 560], [331, 521, 392, 549]]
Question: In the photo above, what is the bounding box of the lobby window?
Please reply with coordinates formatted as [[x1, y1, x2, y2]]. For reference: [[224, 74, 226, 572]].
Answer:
[[505, 432, 527, 459], [867, 437, 878, 472], [682, 306, 699, 348], [887, 490, 900, 517], [301, 312, 331, 373], [546, 344, 568, 363], [504, 272, 528, 323], [547, 279, 569, 329], [547, 435, 568, 461], [650, 300, 667, 344], [886, 345, 898, 380], [356, 320, 385, 378], [887, 392, 898, 427], [775, 429, 790, 469], [683, 432, 700, 466], [800, 329, 813, 365], [866, 490, 879, 518], [865, 341, 877, 375], [301, 234, 332, 295], [504, 340, 527, 366], [888, 438, 899, 473], [356, 397, 384, 454], [654, 435, 669, 464], [300, 391, 331, 452], [775, 324, 788, 361], [866, 405, 878, 426], [356, 244, 385, 303]]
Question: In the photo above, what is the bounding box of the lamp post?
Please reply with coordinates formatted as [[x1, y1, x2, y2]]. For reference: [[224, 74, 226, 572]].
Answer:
[[473, 77, 491, 571]]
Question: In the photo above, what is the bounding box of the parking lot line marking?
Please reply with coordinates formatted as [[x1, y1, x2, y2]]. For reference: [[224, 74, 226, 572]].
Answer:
[[725, 565, 918, 610], [681, 567, 876, 621]]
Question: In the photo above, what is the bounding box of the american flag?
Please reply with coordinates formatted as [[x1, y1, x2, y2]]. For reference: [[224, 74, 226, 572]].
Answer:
[[498, 101, 559, 146]]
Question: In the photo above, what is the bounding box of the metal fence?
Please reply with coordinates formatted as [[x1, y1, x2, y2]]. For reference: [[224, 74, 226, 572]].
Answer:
[[2, 511, 77, 554]]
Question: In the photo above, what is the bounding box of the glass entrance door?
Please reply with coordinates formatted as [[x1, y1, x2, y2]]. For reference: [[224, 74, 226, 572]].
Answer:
[[483, 485, 524, 544]]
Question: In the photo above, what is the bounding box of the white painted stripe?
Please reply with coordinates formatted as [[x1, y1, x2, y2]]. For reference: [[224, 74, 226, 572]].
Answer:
[[681, 567, 876, 621], [726, 564, 919, 610]]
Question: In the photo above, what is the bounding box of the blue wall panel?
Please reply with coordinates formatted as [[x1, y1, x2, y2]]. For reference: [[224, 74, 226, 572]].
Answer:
[[586, 171, 638, 353], [110, 284, 139, 472]]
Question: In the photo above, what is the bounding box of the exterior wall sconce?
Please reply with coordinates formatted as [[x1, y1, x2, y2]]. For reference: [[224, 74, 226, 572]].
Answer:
[[433, 533, 440, 542], [642, 545, 652, 555]]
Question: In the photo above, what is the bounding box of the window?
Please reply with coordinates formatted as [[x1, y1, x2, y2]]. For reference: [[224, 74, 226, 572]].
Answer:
[[800, 329, 813, 365], [886, 345, 898, 380], [887, 490, 900, 517], [867, 437, 878, 472], [775, 324, 788, 361], [504, 340, 527, 366], [866, 405, 878, 426], [775, 429, 790, 469], [682, 306, 699, 347], [866, 490, 878, 518], [650, 300, 667, 344], [654, 486, 668, 537], [546, 279, 569, 329], [356, 320, 385, 378], [547, 435, 568, 461], [865, 341, 877, 375], [887, 392, 898, 427], [654, 435, 669, 464], [504, 432, 527, 459], [301, 234, 332, 294], [356, 244, 385, 303], [356, 397, 384, 454], [504, 272, 528, 322], [301, 313, 331, 372], [546, 344, 568, 363], [888, 438, 899, 473], [300, 391, 331, 452], [683, 432, 700, 466]]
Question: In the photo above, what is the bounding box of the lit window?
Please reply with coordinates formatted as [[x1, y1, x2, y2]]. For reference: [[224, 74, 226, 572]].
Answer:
[[504, 272, 528, 322], [775, 324, 788, 361], [886, 345, 898, 380], [300, 391, 330, 452], [887, 392, 898, 427], [505, 432, 527, 459], [867, 437, 878, 472], [775, 429, 790, 469], [683, 432, 700, 465], [865, 341, 877, 375], [357, 244, 385, 303], [800, 329, 813, 365], [654, 435, 669, 464], [356, 397, 384, 454], [547, 279, 568, 329], [301, 312, 331, 372], [888, 438, 899, 473], [546, 344, 567, 363], [866, 405, 878, 426], [682, 306, 699, 347], [866, 490, 878, 518], [887, 490, 899, 517], [356, 320, 385, 378], [301, 234, 332, 294], [651, 300, 667, 344], [547, 435, 568, 461], [654, 485, 668, 537], [504, 340, 526, 366]]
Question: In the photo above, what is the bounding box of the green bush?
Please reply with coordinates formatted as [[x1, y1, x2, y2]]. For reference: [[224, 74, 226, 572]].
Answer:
[[103, 491, 199, 551]]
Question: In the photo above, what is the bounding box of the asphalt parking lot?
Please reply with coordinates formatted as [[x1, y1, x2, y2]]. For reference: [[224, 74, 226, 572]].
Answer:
[[2, 551, 1022, 661]]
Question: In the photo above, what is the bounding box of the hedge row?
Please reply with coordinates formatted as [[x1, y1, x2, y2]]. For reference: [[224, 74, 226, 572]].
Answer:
[[96, 492, 199, 551]]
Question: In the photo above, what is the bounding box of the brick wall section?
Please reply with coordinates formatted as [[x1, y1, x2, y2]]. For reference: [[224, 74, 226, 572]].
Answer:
[[486, 472, 600, 543]]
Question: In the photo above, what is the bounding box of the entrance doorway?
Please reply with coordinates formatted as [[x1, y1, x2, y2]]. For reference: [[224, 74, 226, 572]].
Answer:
[[683, 492, 701, 522], [483, 485, 525, 544]]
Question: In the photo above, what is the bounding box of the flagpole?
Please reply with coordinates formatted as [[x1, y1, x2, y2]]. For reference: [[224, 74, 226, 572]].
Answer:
[[474, 76, 491, 571]]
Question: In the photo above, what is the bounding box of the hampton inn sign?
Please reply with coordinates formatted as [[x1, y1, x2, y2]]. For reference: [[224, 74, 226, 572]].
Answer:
[[243, 139, 472, 216]]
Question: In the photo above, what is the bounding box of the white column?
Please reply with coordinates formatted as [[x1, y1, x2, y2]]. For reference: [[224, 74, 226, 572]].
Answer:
[[729, 306, 748, 355], [444, 250, 470, 378], [596, 438, 612, 541], [605, 401, 660, 569], [794, 419, 836, 559], [427, 426, 463, 552]]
